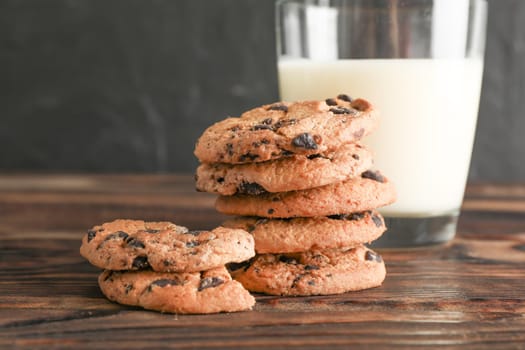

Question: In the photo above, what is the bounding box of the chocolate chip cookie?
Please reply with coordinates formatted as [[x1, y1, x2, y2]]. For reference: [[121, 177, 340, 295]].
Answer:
[[229, 245, 386, 296], [98, 266, 255, 314], [222, 210, 386, 253], [80, 219, 255, 273], [194, 95, 378, 164], [196, 143, 373, 195], [215, 170, 396, 218]]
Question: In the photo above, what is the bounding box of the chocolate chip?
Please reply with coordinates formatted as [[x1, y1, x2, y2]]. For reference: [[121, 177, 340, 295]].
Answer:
[[116, 231, 128, 238], [325, 98, 337, 106], [238, 182, 267, 195], [267, 104, 288, 112], [365, 250, 383, 263], [198, 277, 224, 291], [216, 177, 225, 183], [252, 141, 261, 148], [132, 256, 149, 269], [261, 118, 273, 125], [146, 229, 159, 234], [279, 255, 298, 264], [150, 278, 183, 289], [304, 264, 320, 271], [291, 133, 318, 150], [87, 230, 97, 242], [271, 196, 280, 202], [124, 284, 133, 294], [291, 274, 304, 288], [226, 143, 234, 156], [362, 170, 386, 183], [330, 107, 354, 115], [238, 153, 259, 162], [252, 124, 273, 131], [371, 214, 383, 227], [163, 260, 170, 266], [307, 154, 326, 160], [328, 212, 366, 221], [187, 230, 204, 236], [273, 118, 296, 129], [352, 154, 360, 160], [103, 231, 129, 241], [307, 280, 316, 286], [337, 94, 352, 102], [229, 126, 240, 132], [125, 237, 145, 249], [261, 138, 270, 144], [267, 208, 275, 215], [186, 240, 200, 248], [227, 259, 252, 272], [327, 214, 346, 220], [280, 150, 294, 156]]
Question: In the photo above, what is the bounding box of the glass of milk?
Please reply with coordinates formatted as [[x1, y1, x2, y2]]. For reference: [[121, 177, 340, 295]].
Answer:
[[276, 0, 487, 247]]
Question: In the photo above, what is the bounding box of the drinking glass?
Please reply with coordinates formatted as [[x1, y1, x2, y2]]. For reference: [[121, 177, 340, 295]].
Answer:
[[276, 0, 487, 247]]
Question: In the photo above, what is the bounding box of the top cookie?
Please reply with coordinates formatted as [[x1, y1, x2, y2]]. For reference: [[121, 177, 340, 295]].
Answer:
[[80, 219, 255, 273], [194, 95, 378, 164]]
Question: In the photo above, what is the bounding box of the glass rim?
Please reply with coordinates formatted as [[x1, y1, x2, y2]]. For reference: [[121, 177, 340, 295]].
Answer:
[[276, 0, 487, 7]]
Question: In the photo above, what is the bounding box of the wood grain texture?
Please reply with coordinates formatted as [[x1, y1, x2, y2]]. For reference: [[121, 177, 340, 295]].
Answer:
[[1, 175, 525, 349]]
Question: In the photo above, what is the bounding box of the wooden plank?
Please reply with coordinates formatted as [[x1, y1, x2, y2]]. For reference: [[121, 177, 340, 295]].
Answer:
[[1, 175, 525, 348]]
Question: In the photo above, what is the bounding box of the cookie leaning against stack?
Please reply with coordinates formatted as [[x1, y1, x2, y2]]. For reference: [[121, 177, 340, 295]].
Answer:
[[195, 94, 396, 296], [80, 219, 256, 314]]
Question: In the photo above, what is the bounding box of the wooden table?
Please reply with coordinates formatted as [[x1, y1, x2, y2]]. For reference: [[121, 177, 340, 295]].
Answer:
[[1, 174, 524, 349]]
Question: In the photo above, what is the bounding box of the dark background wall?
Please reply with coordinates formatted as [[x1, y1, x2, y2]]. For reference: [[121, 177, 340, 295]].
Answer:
[[1, 0, 524, 181]]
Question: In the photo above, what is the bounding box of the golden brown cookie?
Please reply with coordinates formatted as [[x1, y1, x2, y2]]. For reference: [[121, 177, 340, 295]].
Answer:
[[229, 245, 386, 296], [98, 266, 255, 314], [196, 143, 373, 195], [215, 170, 396, 218], [222, 210, 386, 253], [194, 95, 378, 164], [80, 219, 255, 273]]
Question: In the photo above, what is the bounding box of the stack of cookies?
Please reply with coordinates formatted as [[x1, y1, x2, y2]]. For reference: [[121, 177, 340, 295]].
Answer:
[[80, 219, 256, 313], [195, 94, 396, 296]]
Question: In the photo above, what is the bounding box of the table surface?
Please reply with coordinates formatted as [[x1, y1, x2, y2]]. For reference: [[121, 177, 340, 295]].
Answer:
[[1, 174, 524, 349]]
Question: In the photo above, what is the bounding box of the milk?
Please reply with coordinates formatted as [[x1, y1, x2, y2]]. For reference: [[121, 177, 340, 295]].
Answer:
[[278, 58, 484, 216]]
